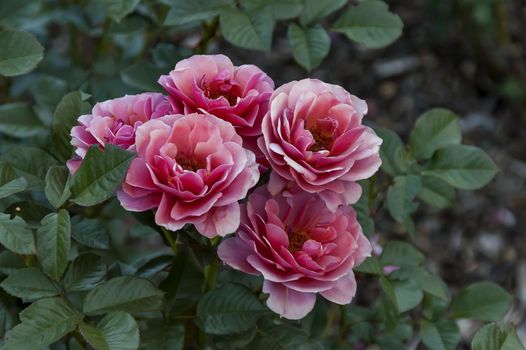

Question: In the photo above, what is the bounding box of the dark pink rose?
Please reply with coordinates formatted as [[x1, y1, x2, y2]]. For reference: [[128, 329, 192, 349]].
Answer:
[[259, 79, 382, 211], [68, 93, 173, 173], [117, 113, 260, 238], [158, 54, 274, 165], [218, 187, 372, 319]]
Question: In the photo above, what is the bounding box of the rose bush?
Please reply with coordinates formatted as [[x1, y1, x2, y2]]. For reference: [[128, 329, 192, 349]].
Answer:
[[0, 0, 515, 348]]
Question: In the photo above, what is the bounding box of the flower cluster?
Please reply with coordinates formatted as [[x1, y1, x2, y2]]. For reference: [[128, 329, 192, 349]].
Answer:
[[69, 54, 382, 319]]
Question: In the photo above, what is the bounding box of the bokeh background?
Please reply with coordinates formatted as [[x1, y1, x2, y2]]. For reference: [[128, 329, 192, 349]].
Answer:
[[1, 0, 525, 347]]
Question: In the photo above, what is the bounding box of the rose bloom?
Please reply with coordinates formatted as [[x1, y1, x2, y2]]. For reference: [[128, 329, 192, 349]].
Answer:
[[259, 79, 382, 211], [117, 113, 260, 238], [158, 54, 274, 164], [218, 187, 371, 319], [68, 93, 173, 173]]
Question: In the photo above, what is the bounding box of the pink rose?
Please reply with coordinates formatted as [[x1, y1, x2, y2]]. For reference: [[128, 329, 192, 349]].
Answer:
[[218, 188, 372, 319], [117, 113, 260, 238], [158, 54, 274, 165], [259, 79, 382, 211], [68, 93, 173, 173]]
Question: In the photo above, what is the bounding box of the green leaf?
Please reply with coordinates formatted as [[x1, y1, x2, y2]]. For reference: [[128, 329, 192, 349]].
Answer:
[[288, 24, 330, 71], [422, 294, 450, 321], [0, 164, 28, 199], [152, 44, 191, 67], [0, 0, 40, 27], [424, 144, 498, 190], [0, 213, 35, 254], [300, 0, 346, 26], [214, 326, 257, 349], [79, 312, 139, 350], [0, 267, 57, 300], [250, 0, 302, 20], [247, 322, 317, 349], [70, 145, 135, 207], [31, 75, 68, 120], [354, 256, 383, 275], [45, 166, 71, 208], [140, 320, 184, 350], [163, 0, 234, 26], [379, 277, 399, 311], [417, 176, 455, 209], [196, 283, 266, 335], [120, 62, 165, 92], [410, 109, 462, 159], [160, 245, 204, 312], [36, 210, 71, 280], [472, 323, 525, 350], [391, 266, 449, 301], [52, 91, 91, 162], [379, 295, 400, 331], [219, 6, 274, 51], [0, 298, 16, 338], [332, 0, 403, 49], [101, 0, 140, 22], [420, 320, 460, 350], [0, 102, 46, 138], [376, 323, 413, 349], [451, 282, 512, 321], [381, 240, 425, 267], [0, 145, 57, 190], [3, 298, 82, 350], [64, 254, 106, 292], [83, 276, 164, 315], [386, 175, 421, 223], [0, 30, 44, 77], [393, 279, 423, 312], [352, 181, 374, 237], [71, 216, 110, 249], [374, 126, 409, 176]]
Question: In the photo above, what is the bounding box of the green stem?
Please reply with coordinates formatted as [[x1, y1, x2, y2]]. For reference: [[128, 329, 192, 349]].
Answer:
[[321, 303, 340, 338], [204, 256, 220, 293], [161, 227, 178, 255], [199, 242, 221, 349]]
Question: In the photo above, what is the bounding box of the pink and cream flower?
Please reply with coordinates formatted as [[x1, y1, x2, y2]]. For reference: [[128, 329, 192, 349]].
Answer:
[[259, 79, 382, 211], [117, 113, 260, 238], [68, 93, 173, 173], [218, 187, 372, 319], [158, 54, 274, 165]]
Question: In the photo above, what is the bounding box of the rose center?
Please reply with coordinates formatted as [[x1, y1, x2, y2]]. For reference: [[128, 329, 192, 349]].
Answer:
[[309, 128, 334, 152], [203, 79, 242, 106], [286, 227, 310, 253], [175, 154, 205, 172]]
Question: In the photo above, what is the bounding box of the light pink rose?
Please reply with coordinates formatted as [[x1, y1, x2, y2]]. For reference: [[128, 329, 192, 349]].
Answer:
[[68, 93, 173, 173], [218, 188, 372, 319], [117, 113, 260, 238], [259, 79, 382, 211], [158, 54, 274, 165]]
